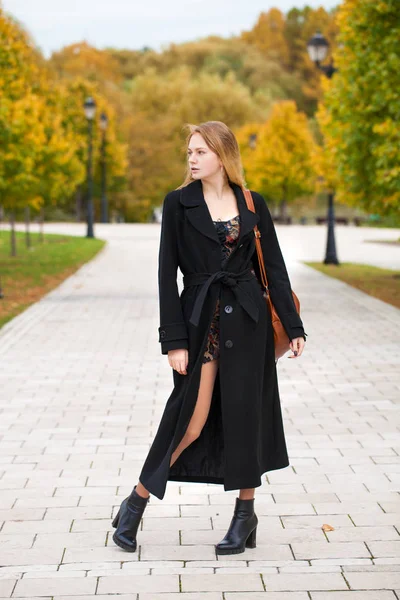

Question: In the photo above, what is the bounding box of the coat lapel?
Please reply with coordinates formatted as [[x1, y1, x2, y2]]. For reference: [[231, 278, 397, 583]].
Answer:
[[179, 179, 260, 246]]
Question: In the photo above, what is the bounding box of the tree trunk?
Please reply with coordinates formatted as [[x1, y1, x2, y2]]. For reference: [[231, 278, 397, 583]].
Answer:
[[10, 211, 16, 257], [39, 207, 44, 243], [25, 206, 31, 248], [76, 187, 83, 221], [279, 199, 288, 221]]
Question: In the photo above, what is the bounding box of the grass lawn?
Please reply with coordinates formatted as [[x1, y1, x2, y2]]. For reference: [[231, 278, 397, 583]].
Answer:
[[364, 238, 400, 246], [0, 229, 106, 329], [305, 262, 400, 309]]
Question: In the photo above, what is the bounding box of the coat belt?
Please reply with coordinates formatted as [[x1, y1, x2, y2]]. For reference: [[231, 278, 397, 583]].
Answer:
[[183, 269, 259, 327]]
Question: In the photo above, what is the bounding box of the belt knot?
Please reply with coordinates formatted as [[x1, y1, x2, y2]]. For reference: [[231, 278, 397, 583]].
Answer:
[[183, 268, 259, 328], [220, 273, 237, 287]]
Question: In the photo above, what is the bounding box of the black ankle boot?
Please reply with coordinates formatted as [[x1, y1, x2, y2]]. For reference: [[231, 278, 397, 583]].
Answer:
[[111, 485, 150, 552], [215, 496, 258, 555]]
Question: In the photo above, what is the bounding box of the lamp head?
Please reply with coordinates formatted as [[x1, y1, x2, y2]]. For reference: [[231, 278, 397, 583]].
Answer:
[[99, 112, 108, 131], [84, 97, 96, 120], [307, 32, 329, 63]]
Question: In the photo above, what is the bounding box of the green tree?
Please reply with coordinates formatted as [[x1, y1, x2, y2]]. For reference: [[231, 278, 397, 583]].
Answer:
[[59, 78, 127, 220], [0, 10, 44, 254], [318, 0, 400, 216]]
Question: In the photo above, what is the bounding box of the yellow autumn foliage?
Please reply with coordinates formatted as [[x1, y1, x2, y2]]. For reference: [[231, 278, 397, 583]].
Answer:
[[237, 101, 317, 216]]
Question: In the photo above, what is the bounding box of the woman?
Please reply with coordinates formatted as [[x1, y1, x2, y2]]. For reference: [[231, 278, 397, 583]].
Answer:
[[112, 120, 307, 555]]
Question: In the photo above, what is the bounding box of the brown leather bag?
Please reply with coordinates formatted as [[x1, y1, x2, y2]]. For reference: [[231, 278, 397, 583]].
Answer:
[[243, 188, 301, 359]]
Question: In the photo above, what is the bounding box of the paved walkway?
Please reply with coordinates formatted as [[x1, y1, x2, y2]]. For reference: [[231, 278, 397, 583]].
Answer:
[[0, 223, 399, 599]]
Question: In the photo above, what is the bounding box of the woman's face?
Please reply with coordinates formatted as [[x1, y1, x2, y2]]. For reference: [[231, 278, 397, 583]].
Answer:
[[187, 132, 222, 180]]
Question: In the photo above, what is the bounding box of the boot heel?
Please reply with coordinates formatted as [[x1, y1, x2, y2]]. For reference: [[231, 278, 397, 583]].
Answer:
[[245, 526, 257, 548], [112, 509, 120, 528]]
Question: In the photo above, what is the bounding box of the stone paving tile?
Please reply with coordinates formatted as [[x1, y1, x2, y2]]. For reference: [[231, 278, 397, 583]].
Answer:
[[32, 531, 107, 548], [345, 571, 400, 589], [62, 547, 139, 563], [182, 527, 325, 545], [367, 541, 400, 558], [0, 549, 64, 566], [97, 574, 179, 594], [140, 545, 217, 561], [349, 513, 400, 527], [59, 561, 124, 571], [310, 593, 396, 599], [139, 594, 222, 600], [52, 597, 139, 600], [261, 573, 349, 591], [0, 535, 35, 549], [291, 542, 372, 560], [142, 516, 212, 530], [310, 559, 372, 567], [225, 595, 311, 600], [12, 577, 96, 597], [1, 520, 73, 534], [21, 571, 87, 579], [70, 519, 111, 532], [43, 506, 112, 520], [0, 582, 15, 598], [181, 573, 265, 591], [326, 527, 399, 542], [281, 515, 354, 528], [0, 223, 399, 598]]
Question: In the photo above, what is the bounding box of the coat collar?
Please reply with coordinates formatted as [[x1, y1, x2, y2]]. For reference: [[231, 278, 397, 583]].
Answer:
[[179, 178, 260, 245]]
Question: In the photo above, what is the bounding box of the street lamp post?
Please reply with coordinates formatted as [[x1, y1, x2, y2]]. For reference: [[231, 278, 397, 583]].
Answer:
[[84, 97, 96, 238], [248, 133, 257, 150], [99, 112, 108, 223], [307, 31, 339, 265]]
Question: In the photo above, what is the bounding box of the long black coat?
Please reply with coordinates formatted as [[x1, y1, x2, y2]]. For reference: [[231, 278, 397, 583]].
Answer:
[[139, 179, 306, 500]]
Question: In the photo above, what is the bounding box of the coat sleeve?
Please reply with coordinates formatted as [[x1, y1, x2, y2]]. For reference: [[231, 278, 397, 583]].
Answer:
[[251, 192, 307, 343], [157, 191, 189, 355]]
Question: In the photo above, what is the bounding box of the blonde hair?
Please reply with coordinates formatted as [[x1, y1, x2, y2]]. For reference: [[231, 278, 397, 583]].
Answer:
[[176, 121, 247, 190]]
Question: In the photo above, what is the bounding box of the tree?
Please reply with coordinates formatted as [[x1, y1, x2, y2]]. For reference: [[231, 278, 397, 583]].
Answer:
[[49, 41, 123, 85], [123, 66, 268, 211], [237, 101, 316, 218], [0, 10, 44, 254], [318, 0, 400, 216], [241, 9, 290, 67], [58, 78, 128, 220], [284, 6, 339, 114]]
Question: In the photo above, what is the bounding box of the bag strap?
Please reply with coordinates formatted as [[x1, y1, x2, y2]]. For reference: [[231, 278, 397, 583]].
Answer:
[[242, 188, 269, 293]]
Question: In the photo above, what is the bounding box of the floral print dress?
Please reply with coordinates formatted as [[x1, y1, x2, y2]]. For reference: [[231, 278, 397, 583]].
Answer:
[[202, 214, 264, 364]]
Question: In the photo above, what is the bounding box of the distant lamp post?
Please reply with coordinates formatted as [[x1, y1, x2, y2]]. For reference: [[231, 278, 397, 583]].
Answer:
[[248, 133, 257, 150], [99, 112, 108, 223], [307, 31, 337, 79], [307, 32, 339, 265], [84, 96, 96, 238]]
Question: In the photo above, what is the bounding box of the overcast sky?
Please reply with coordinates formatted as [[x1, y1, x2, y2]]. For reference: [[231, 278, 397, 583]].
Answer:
[[3, 0, 338, 58]]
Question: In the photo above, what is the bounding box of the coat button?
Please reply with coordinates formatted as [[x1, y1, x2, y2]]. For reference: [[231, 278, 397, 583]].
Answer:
[[224, 305, 233, 314], [225, 339, 233, 348], [160, 330, 166, 338]]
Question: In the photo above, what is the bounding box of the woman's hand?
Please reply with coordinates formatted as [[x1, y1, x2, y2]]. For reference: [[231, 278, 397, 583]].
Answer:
[[168, 348, 189, 374], [288, 337, 305, 358]]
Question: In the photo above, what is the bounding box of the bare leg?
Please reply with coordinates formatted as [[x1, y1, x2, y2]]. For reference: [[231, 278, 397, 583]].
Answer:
[[239, 487, 255, 500], [135, 359, 219, 499], [170, 358, 219, 467], [136, 481, 150, 499]]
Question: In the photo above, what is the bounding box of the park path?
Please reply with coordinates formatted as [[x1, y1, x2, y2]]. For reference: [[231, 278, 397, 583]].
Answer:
[[0, 222, 399, 599]]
